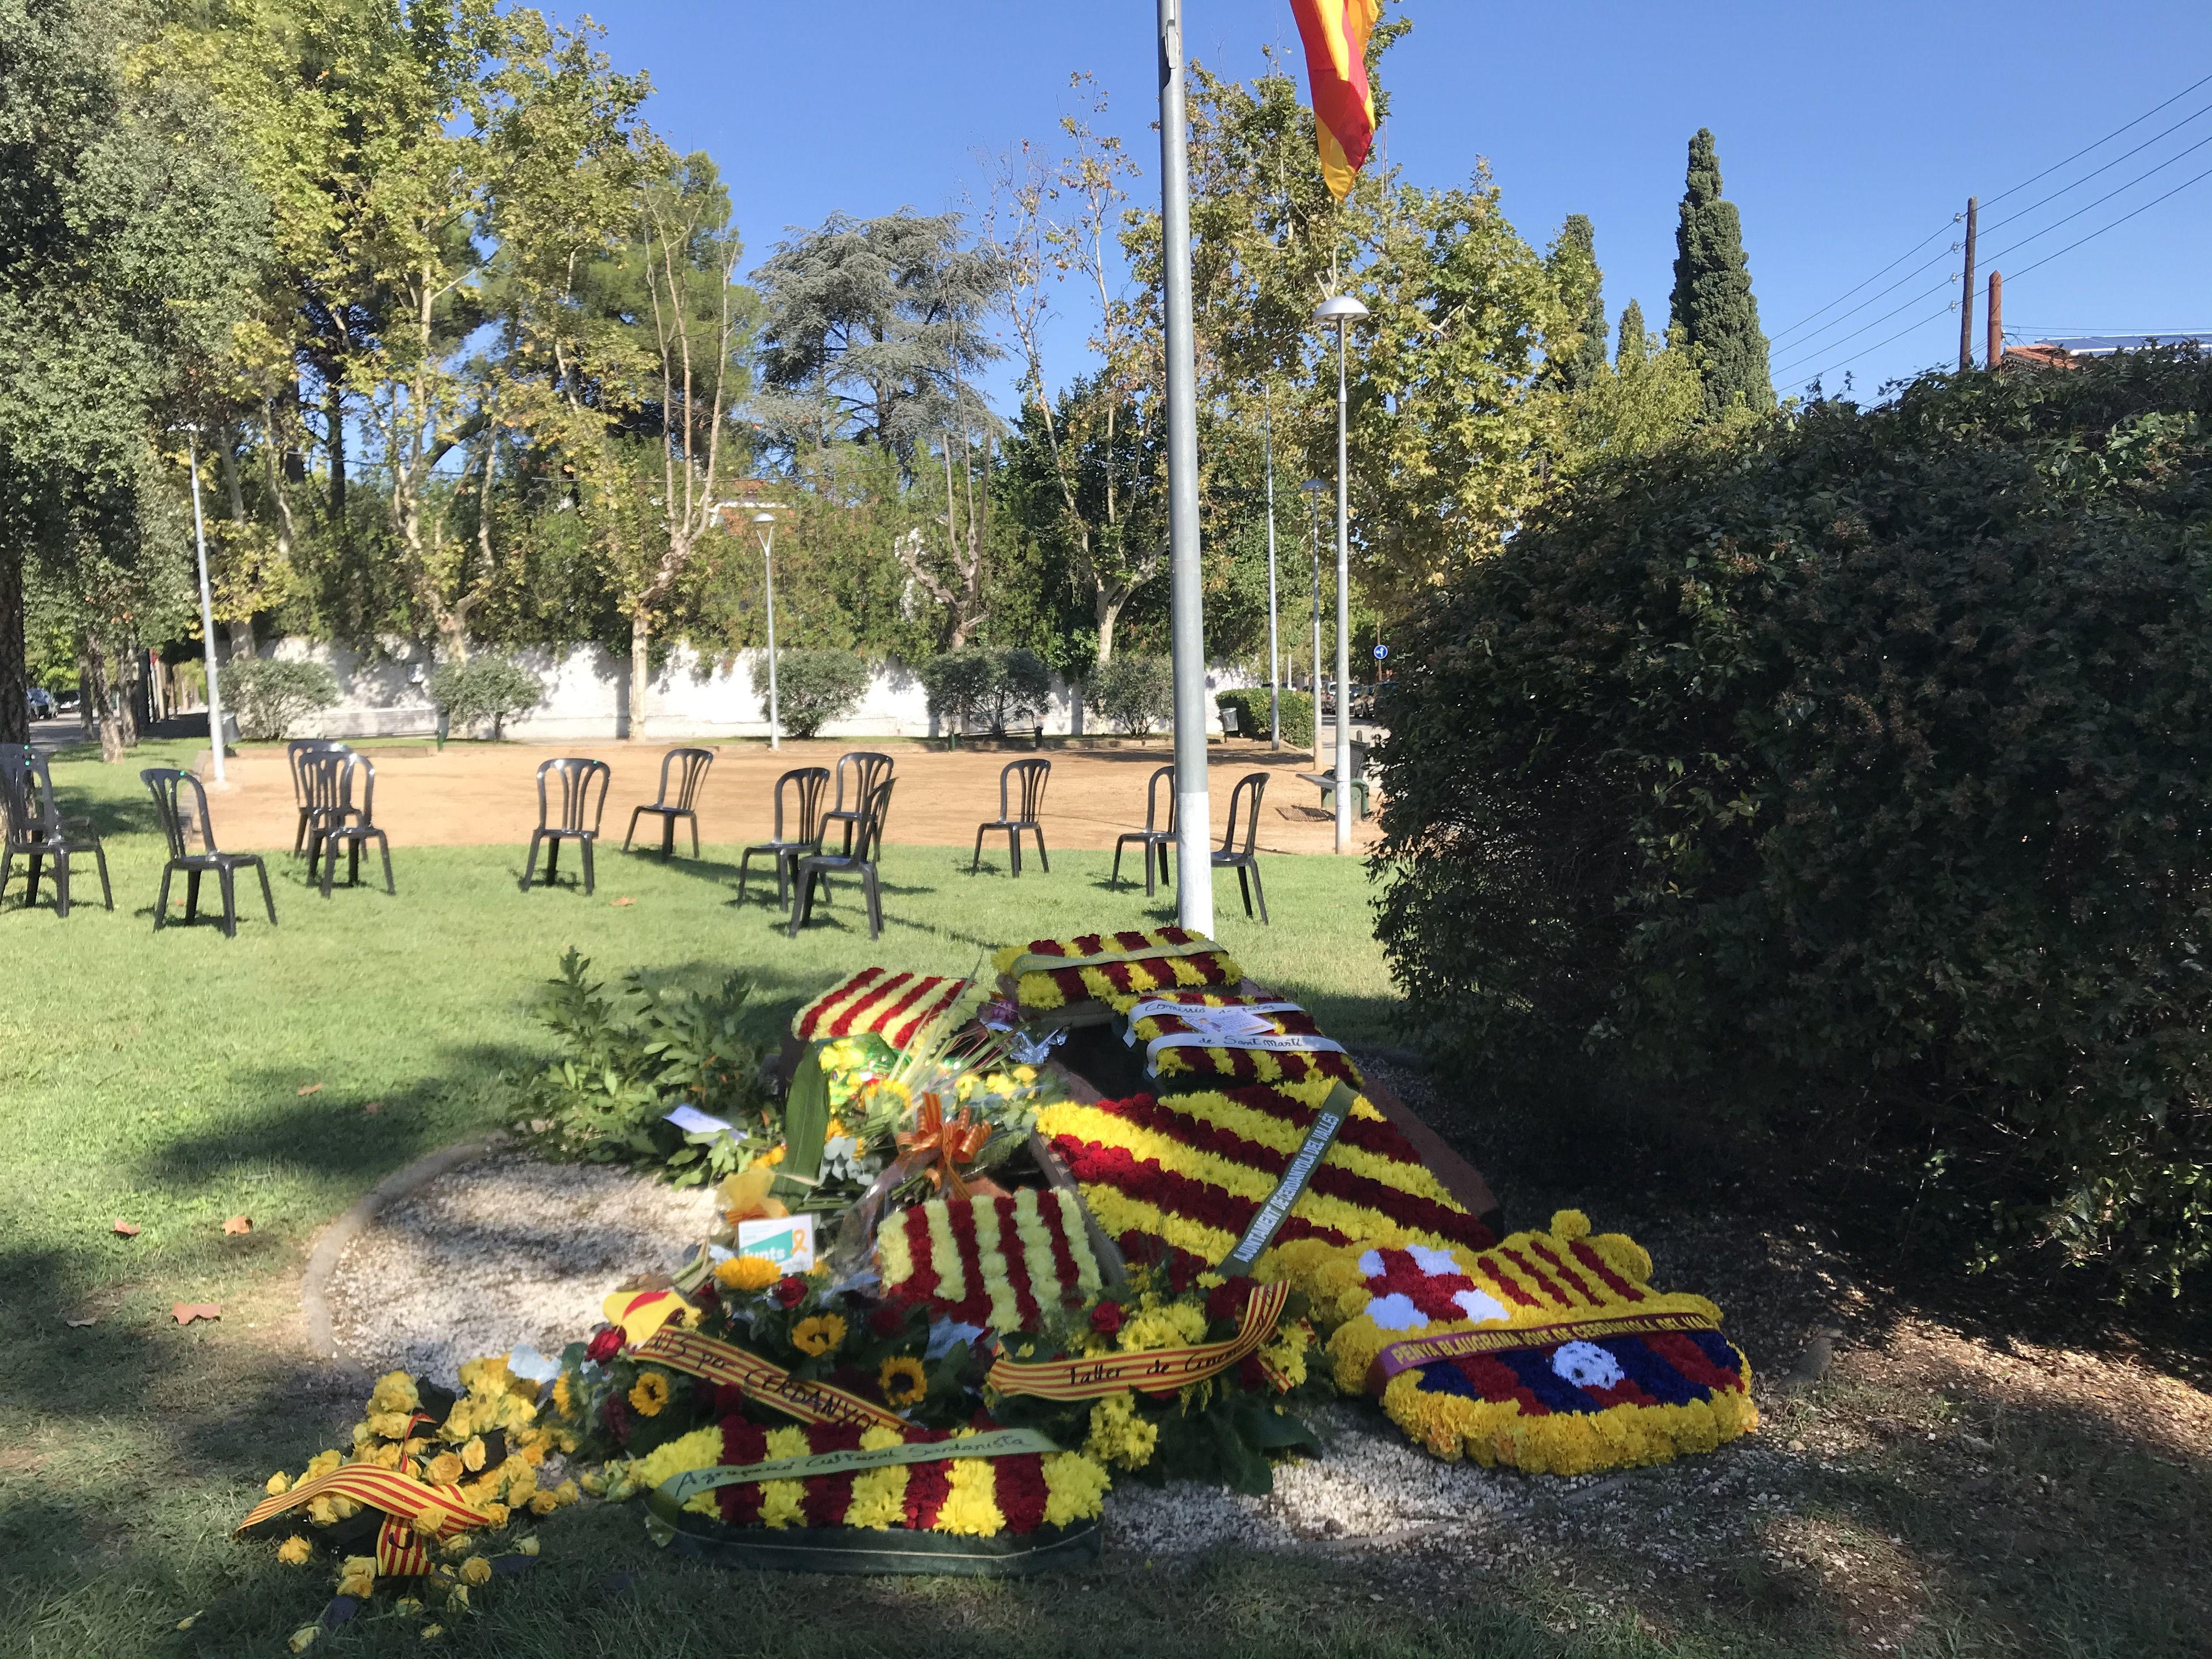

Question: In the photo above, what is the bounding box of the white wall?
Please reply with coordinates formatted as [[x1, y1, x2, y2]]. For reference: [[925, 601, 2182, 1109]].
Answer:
[[264, 637, 1255, 742]]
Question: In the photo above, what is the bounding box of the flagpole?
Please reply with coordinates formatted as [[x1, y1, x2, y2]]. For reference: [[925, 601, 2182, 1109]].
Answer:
[[1264, 384, 1280, 750], [1158, 0, 1213, 934]]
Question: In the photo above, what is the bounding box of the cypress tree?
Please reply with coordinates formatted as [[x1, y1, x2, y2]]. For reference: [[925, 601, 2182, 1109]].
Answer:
[[1546, 213, 1609, 390], [1617, 300, 1648, 371], [1668, 129, 1774, 415]]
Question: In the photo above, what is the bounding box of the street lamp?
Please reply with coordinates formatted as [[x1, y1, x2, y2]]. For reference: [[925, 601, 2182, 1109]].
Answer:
[[1262, 385, 1280, 751], [182, 426, 227, 785], [750, 511, 781, 751], [1300, 478, 1327, 766], [1313, 291, 1368, 855]]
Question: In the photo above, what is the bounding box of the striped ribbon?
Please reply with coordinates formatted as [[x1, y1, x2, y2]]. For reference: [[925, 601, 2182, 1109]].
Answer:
[[1008, 938, 1223, 977], [234, 1465, 494, 1541], [1367, 1311, 1722, 1392], [985, 1280, 1291, 1402], [1217, 1082, 1357, 1271], [632, 1327, 909, 1432], [376, 1510, 432, 1577]]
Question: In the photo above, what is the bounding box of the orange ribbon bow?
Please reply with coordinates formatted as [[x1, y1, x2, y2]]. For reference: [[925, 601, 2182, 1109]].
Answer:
[[896, 1091, 992, 1200]]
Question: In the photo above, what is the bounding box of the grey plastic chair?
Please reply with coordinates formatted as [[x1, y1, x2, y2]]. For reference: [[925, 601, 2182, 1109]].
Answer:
[[287, 738, 348, 856], [788, 777, 895, 941], [143, 768, 274, 936], [970, 758, 1051, 877], [624, 746, 714, 857], [819, 751, 893, 857], [1110, 764, 1177, 895], [1, 744, 112, 917], [309, 751, 394, 898], [1212, 771, 1270, 924], [737, 765, 831, 909], [522, 757, 611, 894]]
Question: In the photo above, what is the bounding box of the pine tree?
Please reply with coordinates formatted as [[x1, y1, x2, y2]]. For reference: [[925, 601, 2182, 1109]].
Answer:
[[1545, 214, 1608, 391], [1617, 300, 1648, 370], [1668, 129, 1774, 415]]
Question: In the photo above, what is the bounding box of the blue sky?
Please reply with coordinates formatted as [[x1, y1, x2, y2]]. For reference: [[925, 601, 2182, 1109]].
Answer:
[[574, 1, 2212, 408]]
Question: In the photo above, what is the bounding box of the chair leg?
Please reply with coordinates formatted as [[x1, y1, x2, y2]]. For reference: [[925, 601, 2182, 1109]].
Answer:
[[521, 832, 543, 891], [661, 813, 675, 859], [185, 868, 201, 922], [1237, 864, 1252, 920], [0, 845, 13, 908], [376, 833, 394, 895], [255, 857, 277, 924], [580, 837, 595, 896], [863, 863, 882, 940], [1007, 825, 1020, 878], [787, 870, 814, 937], [546, 836, 561, 886], [1110, 839, 1125, 890], [25, 852, 41, 905], [1250, 860, 1268, 926], [623, 806, 642, 853], [321, 838, 337, 899], [1031, 823, 1049, 874], [155, 863, 173, 930], [348, 839, 361, 888], [970, 823, 987, 874], [689, 811, 699, 858], [54, 849, 71, 919], [93, 843, 111, 910], [218, 865, 237, 938]]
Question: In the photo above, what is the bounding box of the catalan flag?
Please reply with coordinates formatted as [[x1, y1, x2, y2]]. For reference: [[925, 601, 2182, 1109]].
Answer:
[[1289, 0, 1382, 201]]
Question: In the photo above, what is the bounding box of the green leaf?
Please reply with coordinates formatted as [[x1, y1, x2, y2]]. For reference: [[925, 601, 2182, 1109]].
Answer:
[[780, 1043, 832, 1181]]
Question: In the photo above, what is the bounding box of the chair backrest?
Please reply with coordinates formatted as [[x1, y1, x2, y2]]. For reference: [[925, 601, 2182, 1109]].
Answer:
[[142, 767, 218, 859], [656, 747, 715, 811], [832, 751, 894, 815], [301, 749, 352, 820], [536, 757, 611, 834], [1000, 757, 1050, 823], [0, 745, 54, 842], [772, 766, 832, 847], [856, 776, 896, 863], [337, 752, 377, 822], [1141, 763, 1176, 834], [1221, 771, 1268, 857], [287, 738, 346, 806]]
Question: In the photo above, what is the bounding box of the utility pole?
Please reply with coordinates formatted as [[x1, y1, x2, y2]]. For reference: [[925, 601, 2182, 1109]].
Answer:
[[1303, 479, 1326, 765], [1987, 269, 2004, 370], [1263, 384, 1280, 750], [1158, 0, 1214, 933], [184, 427, 227, 785], [1958, 195, 1978, 371]]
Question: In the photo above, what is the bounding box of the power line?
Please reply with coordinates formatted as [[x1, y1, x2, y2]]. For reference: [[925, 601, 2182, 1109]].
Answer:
[[1766, 216, 1960, 345], [1770, 275, 1957, 379], [1767, 234, 1962, 352], [1999, 159, 2212, 284], [1784, 301, 1960, 394], [1979, 98, 2212, 236], [1980, 70, 2212, 209], [1975, 126, 2212, 268]]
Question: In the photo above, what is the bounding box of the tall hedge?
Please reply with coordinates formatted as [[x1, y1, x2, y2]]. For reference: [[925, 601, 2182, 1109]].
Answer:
[[1374, 350, 2212, 1293]]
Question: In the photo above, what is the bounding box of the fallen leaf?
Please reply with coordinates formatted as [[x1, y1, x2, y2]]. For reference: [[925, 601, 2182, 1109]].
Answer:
[[112, 1219, 141, 1238], [362, 1101, 384, 1115], [223, 1215, 253, 1236], [297, 1082, 323, 1097], [65, 1316, 97, 1328], [611, 896, 636, 907], [173, 1303, 222, 1325]]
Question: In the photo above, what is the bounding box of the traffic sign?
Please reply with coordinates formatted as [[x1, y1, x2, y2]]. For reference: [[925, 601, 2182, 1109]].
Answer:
[[1373, 644, 1389, 661]]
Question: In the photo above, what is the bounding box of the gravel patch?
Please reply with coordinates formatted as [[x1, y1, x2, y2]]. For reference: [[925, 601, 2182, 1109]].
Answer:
[[325, 1148, 718, 1385]]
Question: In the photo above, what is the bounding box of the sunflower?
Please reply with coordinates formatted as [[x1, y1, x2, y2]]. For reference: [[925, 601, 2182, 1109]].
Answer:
[[714, 1254, 781, 1294], [878, 1356, 928, 1408], [550, 1373, 573, 1417], [789, 1313, 848, 1357], [627, 1370, 673, 1418]]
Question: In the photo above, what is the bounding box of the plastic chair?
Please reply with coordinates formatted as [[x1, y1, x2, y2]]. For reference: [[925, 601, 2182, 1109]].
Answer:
[[143, 768, 274, 936], [521, 757, 611, 894], [624, 746, 714, 857], [1212, 771, 1270, 925], [1, 744, 112, 917], [298, 748, 363, 869], [287, 738, 347, 856], [1110, 764, 1177, 895], [737, 766, 831, 909], [819, 751, 893, 857], [970, 758, 1051, 876], [788, 777, 896, 941], [309, 752, 394, 898]]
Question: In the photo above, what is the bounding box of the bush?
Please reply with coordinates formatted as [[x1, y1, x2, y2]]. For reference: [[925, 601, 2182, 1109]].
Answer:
[[429, 656, 543, 738], [223, 657, 339, 740], [1088, 653, 1175, 736], [751, 649, 868, 738], [505, 949, 771, 1185], [919, 647, 1052, 733], [1375, 350, 2212, 1295], [1217, 686, 1313, 747]]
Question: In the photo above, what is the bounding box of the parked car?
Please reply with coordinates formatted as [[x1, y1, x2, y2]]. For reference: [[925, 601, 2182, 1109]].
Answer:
[[25, 687, 54, 719]]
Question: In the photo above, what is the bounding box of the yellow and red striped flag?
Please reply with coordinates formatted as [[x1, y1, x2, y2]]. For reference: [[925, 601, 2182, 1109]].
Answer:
[[1289, 0, 1382, 201]]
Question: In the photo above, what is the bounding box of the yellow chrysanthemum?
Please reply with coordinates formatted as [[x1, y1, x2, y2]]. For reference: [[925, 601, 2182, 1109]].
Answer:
[[627, 1370, 672, 1418], [368, 1370, 420, 1415], [275, 1534, 313, 1566], [790, 1314, 847, 1357], [303, 1449, 345, 1480], [460, 1437, 487, 1474], [878, 1356, 927, 1407], [714, 1255, 781, 1294]]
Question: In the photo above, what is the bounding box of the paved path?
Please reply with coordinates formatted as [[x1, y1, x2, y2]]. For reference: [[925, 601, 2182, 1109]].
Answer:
[[189, 737, 1384, 856]]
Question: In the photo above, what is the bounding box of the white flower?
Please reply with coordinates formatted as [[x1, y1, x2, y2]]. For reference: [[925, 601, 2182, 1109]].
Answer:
[[1407, 1244, 1461, 1278], [1550, 1340, 1625, 1391], [1356, 1249, 1386, 1279], [820, 1136, 881, 1183], [1364, 1293, 1426, 1332], [1451, 1288, 1510, 1325]]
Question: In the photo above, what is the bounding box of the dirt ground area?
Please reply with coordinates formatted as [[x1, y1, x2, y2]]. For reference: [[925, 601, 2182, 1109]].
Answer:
[[193, 736, 1381, 857]]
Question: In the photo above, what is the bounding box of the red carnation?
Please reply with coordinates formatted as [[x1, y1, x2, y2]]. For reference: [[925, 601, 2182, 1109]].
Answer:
[[773, 1276, 807, 1308], [1089, 1299, 1125, 1336], [600, 1391, 630, 1447], [1237, 1353, 1268, 1391], [868, 1304, 906, 1338], [585, 1325, 624, 1363], [1206, 1276, 1254, 1324]]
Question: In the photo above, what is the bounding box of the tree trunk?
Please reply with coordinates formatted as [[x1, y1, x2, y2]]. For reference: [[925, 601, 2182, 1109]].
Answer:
[[628, 610, 650, 739], [1095, 589, 1122, 666], [81, 635, 126, 764], [0, 544, 27, 746], [325, 380, 347, 529]]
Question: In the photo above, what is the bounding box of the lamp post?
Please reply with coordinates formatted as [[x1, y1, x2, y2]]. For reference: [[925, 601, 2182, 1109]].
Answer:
[[751, 511, 781, 751], [183, 426, 227, 785], [1263, 384, 1280, 751], [1301, 478, 1327, 766], [1158, 0, 1213, 934], [1313, 292, 1367, 855]]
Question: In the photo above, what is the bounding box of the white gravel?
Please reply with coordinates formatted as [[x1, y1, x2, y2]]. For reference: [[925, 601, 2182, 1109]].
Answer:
[[325, 1148, 718, 1385]]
